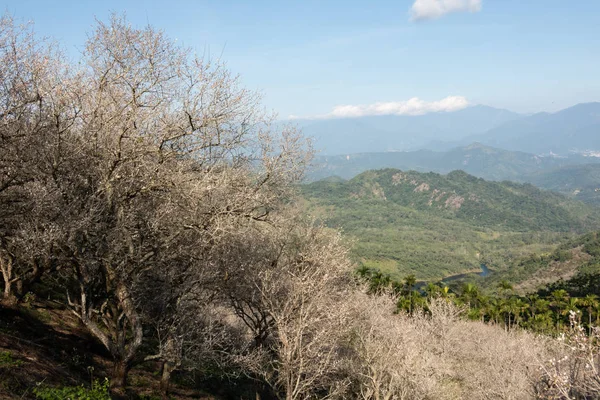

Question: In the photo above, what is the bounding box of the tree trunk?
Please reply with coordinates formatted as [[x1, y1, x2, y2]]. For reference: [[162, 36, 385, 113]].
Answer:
[[1, 291, 17, 307], [111, 358, 130, 390], [159, 361, 176, 396], [0, 255, 14, 305], [74, 280, 142, 393]]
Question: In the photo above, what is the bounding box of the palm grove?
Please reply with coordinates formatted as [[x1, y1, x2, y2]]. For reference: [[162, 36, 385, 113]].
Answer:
[[1, 14, 599, 399]]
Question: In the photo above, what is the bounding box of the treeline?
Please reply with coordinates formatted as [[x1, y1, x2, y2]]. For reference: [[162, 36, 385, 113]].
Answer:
[[482, 230, 600, 290], [359, 266, 600, 335]]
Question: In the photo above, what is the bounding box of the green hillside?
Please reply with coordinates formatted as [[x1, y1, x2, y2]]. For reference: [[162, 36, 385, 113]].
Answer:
[[478, 231, 600, 294], [526, 163, 600, 205], [301, 169, 600, 280]]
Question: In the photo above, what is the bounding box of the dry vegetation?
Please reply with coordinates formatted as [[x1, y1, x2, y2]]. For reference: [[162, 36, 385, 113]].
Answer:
[[0, 13, 598, 400]]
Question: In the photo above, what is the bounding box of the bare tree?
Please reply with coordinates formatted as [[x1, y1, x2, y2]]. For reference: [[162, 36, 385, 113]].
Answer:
[[0, 10, 311, 391], [230, 219, 356, 400], [0, 15, 79, 304], [48, 14, 311, 391]]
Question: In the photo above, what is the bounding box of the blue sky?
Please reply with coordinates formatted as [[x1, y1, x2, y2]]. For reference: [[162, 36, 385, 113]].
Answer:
[[2, 0, 600, 118]]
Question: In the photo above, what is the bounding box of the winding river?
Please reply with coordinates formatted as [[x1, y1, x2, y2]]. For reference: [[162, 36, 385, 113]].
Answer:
[[440, 264, 490, 284]]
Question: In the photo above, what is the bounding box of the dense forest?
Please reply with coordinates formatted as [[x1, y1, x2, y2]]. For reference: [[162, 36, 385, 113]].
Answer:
[[0, 14, 599, 400]]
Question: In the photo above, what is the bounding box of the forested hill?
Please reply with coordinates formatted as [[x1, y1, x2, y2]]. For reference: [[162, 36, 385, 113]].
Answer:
[[526, 164, 600, 205], [483, 231, 600, 294], [302, 168, 600, 233]]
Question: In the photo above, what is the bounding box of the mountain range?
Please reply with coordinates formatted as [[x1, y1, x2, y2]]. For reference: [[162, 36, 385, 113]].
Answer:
[[525, 164, 600, 205], [297, 105, 521, 155], [307, 143, 600, 184], [298, 102, 600, 156], [458, 102, 600, 154]]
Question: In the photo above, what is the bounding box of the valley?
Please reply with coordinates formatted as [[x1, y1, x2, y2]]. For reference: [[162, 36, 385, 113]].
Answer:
[[301, 168, 600, 285]]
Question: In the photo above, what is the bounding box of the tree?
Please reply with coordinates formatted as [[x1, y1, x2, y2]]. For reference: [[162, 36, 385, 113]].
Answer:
[[460, 283, 479, 309], [550, 290, 570, 331], [0, 13, 311, 392], [498, 280, 513, 298], [0, 15, 77, 305], [581, 294, 598, 334], [241, 222, 355, 400]]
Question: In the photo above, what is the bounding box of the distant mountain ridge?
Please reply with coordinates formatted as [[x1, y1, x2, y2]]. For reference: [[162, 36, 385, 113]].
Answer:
[[307, 143, 600, 183], [301, 168, 600, 280], [298, 105, 522, 155], [526, 164, 600, 205], [298, 102, 600, 156], [462, 102, 600, 154]]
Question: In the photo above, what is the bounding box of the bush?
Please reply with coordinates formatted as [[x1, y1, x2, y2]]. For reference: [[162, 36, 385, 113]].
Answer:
[[33, 379, 111, 400], [0, 351, 23, 367], [536, 311, 600, 399], [348, 293, 551, 400]]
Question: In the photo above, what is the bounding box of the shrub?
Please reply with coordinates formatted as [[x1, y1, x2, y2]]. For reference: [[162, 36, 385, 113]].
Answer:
[[0, 351, 23, 367], [33, 379, 111, 400], [349, 294, 551, 400], [536, 311, 600, 399]]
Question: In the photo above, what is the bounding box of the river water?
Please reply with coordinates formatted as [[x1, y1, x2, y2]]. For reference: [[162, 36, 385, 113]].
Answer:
[[440, 264, 490, 283]]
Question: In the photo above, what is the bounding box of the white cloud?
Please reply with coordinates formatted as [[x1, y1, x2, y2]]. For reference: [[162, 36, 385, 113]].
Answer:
[[410, 0, 482, 21], [312, 96, 469, 119]]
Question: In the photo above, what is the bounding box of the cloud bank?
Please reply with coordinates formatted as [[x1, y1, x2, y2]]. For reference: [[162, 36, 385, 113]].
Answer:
[[310, 96, 469, 119], [410, 0, 482, 21]]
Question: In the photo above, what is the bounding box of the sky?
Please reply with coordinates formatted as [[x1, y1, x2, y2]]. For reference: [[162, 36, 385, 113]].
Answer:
[[2, 0, 600, 119]]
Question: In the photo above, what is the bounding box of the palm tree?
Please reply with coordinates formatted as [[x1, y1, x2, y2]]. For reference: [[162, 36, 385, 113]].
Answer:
[[550, 289, 570, 331], [488, 298, 503, 326], [410, 289, 425, 313], [498, 280, 513, 298], [566, 297, 581, 324], [461, 283, 479, 309], [368, 271, 391, 294], [534, 298, 551, 317], [532, 312, 554, 334], [478, 295, 490, 322], [580, 294, 599, 334], [503, 297, 522, 330], [424, 282, 440, 299], [512, 298, 529, 328], [403, 274, 417, 296], [527, 294, 539, 319], [356, 265, 371, 278]]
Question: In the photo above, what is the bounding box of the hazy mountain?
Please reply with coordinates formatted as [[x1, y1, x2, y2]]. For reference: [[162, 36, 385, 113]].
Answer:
[[525, 164, 600, 205], [463, 102, 600, 154], [297, 105, 521, 155], [307, 143, 600, 182]]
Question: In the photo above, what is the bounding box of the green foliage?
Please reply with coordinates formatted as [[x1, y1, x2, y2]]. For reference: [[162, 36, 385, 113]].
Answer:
[[484, 231, 600, 290], [527, 163, 600, 205], [301, 168, 597, 280], [359, 267, 600, 335], [33, 379, 111, 400], [0, 351, 23, 367], [304, 168, 600, 232]]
